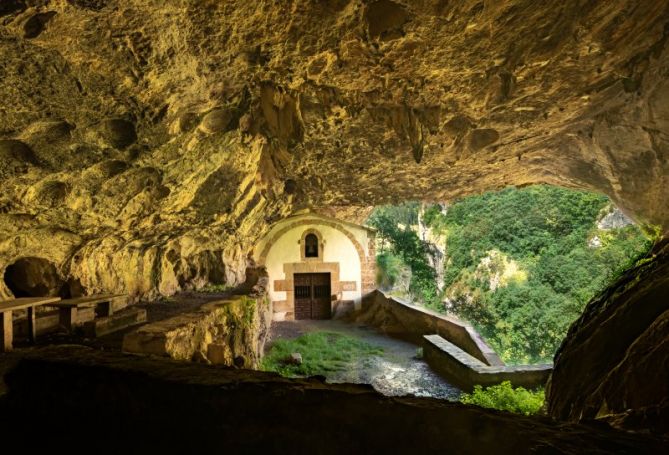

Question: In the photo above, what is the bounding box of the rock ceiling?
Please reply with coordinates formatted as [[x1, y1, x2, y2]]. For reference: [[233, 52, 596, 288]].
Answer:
[[1, 0, 668, 297]]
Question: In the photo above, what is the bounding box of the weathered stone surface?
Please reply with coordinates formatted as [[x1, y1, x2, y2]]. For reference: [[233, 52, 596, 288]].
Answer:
[[122, 295, 272, 368], [1, 346, 666, 453], [354, 290, 503, 366], [547, 241, 669, 437], [287, 352, 302, 365], [0, 1, 668, 302], [199, 108, 234, 134]]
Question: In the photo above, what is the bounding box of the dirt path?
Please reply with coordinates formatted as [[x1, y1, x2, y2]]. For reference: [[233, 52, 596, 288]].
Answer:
[[268, 320, 461, 401]]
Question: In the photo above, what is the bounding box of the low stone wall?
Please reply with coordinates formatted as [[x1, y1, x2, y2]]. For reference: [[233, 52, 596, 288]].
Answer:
[[122, 295, 272, 369], [356, 290, 503, 366], [423, 334, 552, 392]]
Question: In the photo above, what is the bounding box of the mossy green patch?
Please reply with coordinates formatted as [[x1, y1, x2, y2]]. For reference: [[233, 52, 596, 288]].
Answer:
[[239, 296, 256, 328], [201, 283, 231, 293]]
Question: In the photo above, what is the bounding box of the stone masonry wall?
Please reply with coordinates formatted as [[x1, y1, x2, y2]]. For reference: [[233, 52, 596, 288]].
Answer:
[[354, 290, 503, 366], [423, 334, 552, 392]]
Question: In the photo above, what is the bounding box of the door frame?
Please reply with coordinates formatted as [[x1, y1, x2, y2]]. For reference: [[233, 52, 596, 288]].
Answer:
[[282, 262, 340, 320], [293, 272, 332, 320]]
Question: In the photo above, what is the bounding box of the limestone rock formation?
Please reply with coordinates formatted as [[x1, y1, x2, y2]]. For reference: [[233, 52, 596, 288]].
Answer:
[[122, 295, 272, 369], [1, 0, 669, 301]]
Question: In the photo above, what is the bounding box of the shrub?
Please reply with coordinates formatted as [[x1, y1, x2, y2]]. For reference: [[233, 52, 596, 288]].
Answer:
[[460, 381, 544, 415]]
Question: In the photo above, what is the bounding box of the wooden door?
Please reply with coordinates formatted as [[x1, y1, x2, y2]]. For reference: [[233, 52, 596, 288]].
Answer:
[[293, 273, 331, 320]]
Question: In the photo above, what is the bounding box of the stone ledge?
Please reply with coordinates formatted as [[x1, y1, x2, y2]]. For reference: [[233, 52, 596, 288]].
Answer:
[[121, 295, 271, 368], [423, 334, 552, 392]]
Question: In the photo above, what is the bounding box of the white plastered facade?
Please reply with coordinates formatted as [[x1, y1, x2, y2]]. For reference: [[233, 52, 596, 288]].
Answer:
[[254, 213, 376, 321]]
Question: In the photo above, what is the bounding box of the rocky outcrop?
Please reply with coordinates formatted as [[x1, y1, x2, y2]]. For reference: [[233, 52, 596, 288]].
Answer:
[[547, 241, 669, 436], [122, 295, 272, 369], [1, 346, 667, 453], [1, 1, 669, 300], [597, 206, 635, 230]]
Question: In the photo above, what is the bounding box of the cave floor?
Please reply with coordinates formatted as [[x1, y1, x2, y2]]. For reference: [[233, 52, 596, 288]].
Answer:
[[267, 319, 461, 400]]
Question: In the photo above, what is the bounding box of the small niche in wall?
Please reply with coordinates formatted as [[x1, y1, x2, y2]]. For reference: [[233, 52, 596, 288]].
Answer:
[[305, 233, 319, 258]]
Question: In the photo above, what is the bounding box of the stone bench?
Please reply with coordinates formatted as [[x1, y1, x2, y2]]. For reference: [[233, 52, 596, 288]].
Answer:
[[423, 334, 552, 392], [0, 297, 61, 351], [46, 294, 126, 332]]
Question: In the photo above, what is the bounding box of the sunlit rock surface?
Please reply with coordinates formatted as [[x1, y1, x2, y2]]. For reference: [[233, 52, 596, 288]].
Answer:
[[1, 0, 669, 300], [122, 295, 272, 369]]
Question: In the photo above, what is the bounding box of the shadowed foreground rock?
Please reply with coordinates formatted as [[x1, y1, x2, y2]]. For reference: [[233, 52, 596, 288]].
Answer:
[[547, 241, 669, 436], [0, 346, 667, 453]]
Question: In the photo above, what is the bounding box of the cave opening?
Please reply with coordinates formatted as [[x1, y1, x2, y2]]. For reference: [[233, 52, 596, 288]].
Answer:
[[367, 184, 654, 366], [3, 257, 71, 298], [0, 1, 667, 447]]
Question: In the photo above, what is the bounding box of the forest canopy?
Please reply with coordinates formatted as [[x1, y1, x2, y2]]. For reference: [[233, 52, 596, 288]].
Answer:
[[367, 186, 653, 364]]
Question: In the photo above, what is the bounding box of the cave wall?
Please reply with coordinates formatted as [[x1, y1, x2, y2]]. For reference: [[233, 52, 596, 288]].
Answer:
[[0, 0, 667, 439], [1, 1, 669, 300]]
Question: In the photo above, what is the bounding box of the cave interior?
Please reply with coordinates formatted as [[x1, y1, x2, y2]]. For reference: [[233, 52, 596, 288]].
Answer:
[[0, 0, 668, 451]]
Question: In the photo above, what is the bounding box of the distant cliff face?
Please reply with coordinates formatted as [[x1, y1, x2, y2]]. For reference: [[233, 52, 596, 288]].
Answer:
[[1, 0, 669, 300]]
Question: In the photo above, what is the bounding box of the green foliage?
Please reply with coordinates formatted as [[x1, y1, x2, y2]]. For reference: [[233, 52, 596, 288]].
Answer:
[[432, 186, 652, 364], [239, 296, 256, 328], [376, 251, 404, 290], [201, 283, 231, 293], [261, 332, 384, 377], [370, 185, 653, 364], [368, 203, 440, 307], [460, 381, 545, 415]]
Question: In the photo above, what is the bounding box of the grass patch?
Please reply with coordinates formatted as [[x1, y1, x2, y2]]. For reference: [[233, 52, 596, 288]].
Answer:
[[460, 381, 544, 415], [261, 331, 383, 377], [201, 283, 231, 293]]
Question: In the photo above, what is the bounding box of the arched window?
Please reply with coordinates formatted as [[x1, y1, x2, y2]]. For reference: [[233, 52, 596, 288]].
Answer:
[[304, 233, 319, 258]]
